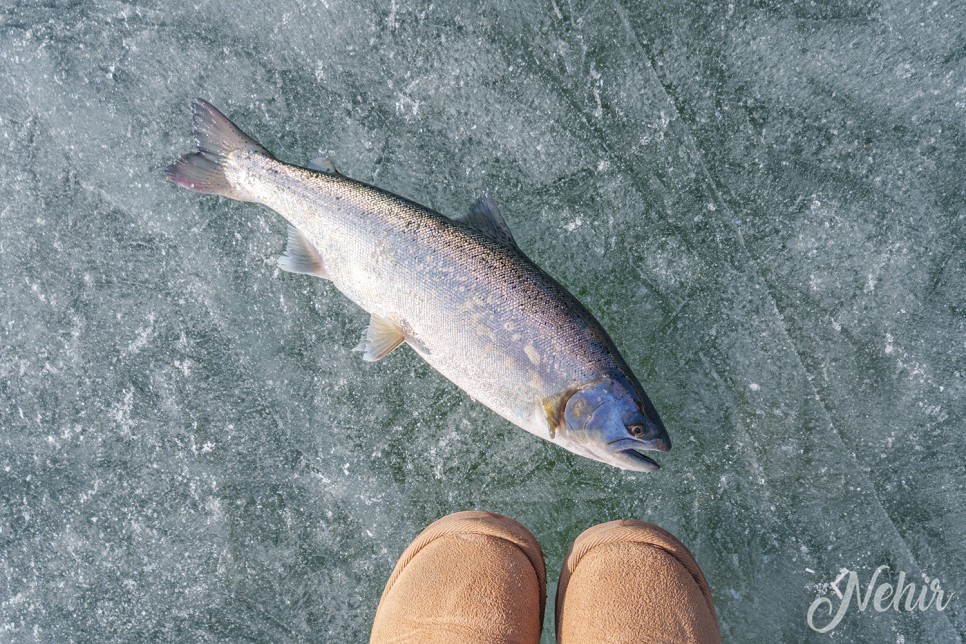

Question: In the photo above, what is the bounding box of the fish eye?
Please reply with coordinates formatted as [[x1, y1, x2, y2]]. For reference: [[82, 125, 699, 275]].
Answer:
[[628, 424, 645, 437]]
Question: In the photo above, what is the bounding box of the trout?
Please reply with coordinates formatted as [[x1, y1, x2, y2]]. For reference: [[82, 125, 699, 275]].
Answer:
[[166, 99, 671, 471]]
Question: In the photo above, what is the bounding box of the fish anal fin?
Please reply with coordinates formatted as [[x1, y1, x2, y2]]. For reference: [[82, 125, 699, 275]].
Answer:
[[354, 314, 406, 362], [456, 193, 518, 247], [278, 224, 330, 279]]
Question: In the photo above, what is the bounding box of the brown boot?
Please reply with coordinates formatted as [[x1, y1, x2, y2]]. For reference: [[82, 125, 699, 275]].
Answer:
[[370, 511, 546, 644], [556, 520, 720, 643]]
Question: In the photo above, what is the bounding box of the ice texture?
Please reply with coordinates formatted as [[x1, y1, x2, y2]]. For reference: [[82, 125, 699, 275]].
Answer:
[[1, 0, 964, 641]]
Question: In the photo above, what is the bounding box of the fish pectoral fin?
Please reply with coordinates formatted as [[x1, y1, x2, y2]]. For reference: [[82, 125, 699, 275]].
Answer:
[[353, 314, 406, 362], [307, 156, 339, 174], [542, 388, 577, 439], [456, 193, 518, 248], [278, 225, 330, 279]]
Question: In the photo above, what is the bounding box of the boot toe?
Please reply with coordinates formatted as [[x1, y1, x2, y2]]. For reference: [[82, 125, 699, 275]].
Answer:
[[371, 511, 546, 644], [556, 520, 720, 644]]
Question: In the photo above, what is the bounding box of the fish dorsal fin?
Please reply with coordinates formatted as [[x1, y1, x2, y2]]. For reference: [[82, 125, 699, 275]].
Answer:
[[354, 314, 406, 362], [307, 157, 339, 174], [278, 224, 330, 279], [456, 194, 517, 247]]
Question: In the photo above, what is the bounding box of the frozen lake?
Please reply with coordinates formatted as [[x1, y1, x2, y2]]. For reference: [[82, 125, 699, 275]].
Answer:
[[1, 0, 963, 641]]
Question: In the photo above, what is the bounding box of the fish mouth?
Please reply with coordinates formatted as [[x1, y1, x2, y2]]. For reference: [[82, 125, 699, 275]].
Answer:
[[606, 438, 663, 472], [621, 448, 661, 472]]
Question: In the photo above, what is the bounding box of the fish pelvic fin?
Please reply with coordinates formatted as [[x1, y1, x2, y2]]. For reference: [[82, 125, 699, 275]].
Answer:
[[165, 98, 271, 202], [353, 314, 406, 362]]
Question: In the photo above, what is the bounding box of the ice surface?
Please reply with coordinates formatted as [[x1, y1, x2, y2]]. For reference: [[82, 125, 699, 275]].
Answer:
[[1, 0, 964, 641]]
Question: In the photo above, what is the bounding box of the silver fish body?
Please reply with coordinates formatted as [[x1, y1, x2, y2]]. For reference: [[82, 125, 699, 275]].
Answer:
[[167, 99, 671, 471]]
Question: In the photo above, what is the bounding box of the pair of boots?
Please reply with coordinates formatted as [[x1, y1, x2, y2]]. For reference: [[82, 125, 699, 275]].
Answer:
[[370, 511, 721, 643]]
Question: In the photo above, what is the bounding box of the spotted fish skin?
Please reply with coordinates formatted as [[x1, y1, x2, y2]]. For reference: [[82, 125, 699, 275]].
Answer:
[[167, 99, 671, 472]]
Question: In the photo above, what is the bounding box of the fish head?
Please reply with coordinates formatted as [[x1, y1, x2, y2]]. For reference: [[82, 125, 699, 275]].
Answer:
[[560, 371, 670, 472]]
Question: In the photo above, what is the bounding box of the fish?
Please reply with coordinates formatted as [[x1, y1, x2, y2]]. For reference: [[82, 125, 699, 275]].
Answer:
[[166, 98, 671, 472]]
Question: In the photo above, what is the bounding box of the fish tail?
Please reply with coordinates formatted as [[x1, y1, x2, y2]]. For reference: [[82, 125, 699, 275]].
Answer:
[[165, 98, 271, 202]]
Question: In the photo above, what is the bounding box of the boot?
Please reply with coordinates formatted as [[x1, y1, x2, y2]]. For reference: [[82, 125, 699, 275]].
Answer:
[[556, 520, 720, 643], [370, 510, 546, 643]]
